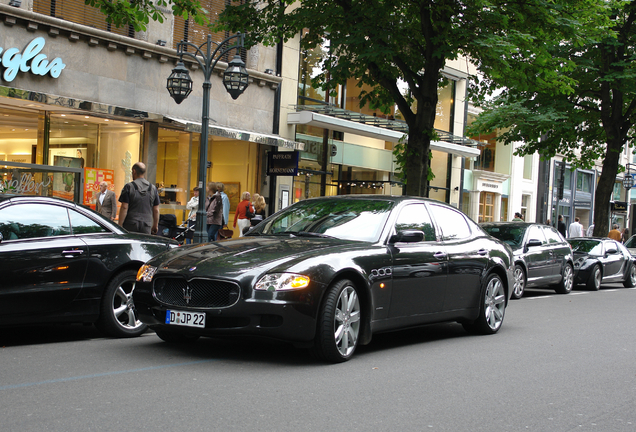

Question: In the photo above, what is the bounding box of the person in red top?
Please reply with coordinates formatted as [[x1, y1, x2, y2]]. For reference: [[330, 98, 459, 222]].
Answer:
[[234, 191, 254, 237]]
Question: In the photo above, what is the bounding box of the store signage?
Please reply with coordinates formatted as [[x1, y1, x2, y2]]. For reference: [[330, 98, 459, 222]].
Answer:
[[0, 37, 66, 82], [477, 179, 500, 192], [267, 151, 299, 176], [0, 172, 51, 194], [612, 201, 627, 212]]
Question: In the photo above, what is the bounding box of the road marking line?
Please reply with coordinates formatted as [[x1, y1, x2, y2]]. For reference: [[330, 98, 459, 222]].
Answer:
[[0, 359, 215, 391]]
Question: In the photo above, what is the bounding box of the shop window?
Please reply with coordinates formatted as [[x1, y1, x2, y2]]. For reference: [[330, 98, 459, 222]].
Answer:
[[576, 172, 592, 193], [48, 113, 141, 211], [521, 194, 530, 221], [0, 106, 40, 164], [479, 191, 495, 223], [523, 154, 533, 180], [500, 196, 508, 221], [613, 181, 622, 201], [34, 0, 133, 37], [472, 132, 497, 172]]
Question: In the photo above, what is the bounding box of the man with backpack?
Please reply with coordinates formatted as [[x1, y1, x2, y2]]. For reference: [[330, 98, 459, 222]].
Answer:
[[118, 162, 160, 234]]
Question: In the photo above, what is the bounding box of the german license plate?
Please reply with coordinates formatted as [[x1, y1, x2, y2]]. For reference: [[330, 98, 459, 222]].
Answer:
[[165, 310, 206, 328]]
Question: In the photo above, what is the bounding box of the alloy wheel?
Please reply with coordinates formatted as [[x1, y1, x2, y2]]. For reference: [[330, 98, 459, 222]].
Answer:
[[334, 286, 361, 358], [484, 275, 506, 331]]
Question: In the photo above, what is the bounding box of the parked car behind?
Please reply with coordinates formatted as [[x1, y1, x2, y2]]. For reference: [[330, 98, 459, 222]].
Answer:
[[568, 237, 636, 290], [134, 195, 514, 362], [480, 222, 574, 299], [0, 194, 178, 337], [622, 234, 636, 256]]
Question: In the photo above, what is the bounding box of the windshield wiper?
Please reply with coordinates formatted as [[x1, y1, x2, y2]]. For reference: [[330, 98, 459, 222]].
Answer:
[[289, 231, 335, 239]]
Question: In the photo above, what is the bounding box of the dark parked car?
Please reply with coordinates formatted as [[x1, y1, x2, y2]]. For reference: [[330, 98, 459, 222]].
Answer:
[[480, 222, 574, 299], [0, 194, 178, 337], [568, 238, 636, 290], [623, 235, 636, 256], [134, 195, 514, 362]]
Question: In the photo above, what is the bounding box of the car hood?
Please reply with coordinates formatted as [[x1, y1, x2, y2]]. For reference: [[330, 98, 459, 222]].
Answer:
[[148, 235, 360, 279]]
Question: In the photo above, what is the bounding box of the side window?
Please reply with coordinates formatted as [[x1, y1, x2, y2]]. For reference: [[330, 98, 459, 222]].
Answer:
[[394, 204, 436, 241], [542, 226, 563, 244], [430, 204, 471, 240], [0, 203, 70, 240], [69, 209, 108, 234], [527, 225, 547, 244]]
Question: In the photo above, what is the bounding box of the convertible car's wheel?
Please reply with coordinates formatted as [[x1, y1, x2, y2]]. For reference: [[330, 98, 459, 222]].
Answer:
[[312, 279, 361, 363], [586, 264, 602, 291], [555, 263, 574, 294], [463, 273, 506, 335], [95, 270, 148, 338], [512, 265, 526, 299], [154, 328, 200, 344], [623, 263, 636, 288]]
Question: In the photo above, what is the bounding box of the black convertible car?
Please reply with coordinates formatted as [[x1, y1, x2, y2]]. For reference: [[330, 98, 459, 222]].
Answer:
[[134, 195, 514, 362], [568, 238, 636, 290], [0, 195, 178, 337]]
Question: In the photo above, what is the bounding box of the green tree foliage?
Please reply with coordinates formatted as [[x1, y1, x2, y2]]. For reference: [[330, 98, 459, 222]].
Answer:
[[469, 1, 633, 236], [84, 0, 209, 32], [215, 0, 590, 197]]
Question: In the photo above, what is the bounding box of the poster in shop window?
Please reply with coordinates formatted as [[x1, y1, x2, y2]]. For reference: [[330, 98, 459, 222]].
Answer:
[[52, 155, 83, 201], [84, 168, 115, 209]]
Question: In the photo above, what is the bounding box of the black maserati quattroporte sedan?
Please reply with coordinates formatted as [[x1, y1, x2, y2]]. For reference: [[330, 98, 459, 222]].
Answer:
[[134, 195, 515, 362]]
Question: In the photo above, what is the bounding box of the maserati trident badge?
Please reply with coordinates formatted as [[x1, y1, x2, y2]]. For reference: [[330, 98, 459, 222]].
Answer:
[[183, 285, 192, 304]]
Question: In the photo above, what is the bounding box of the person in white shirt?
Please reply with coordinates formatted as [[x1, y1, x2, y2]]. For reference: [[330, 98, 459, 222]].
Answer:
[[587, 224, 595, 237], [95, 181, 117, 221], [569, 216, 584, 238], [184, 187, 200, 244]]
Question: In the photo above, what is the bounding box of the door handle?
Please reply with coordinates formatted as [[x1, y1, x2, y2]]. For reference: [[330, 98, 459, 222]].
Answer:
[[62, 249, 84, 257], [477, 249, 488, 256], [434, 251, 447, 259]]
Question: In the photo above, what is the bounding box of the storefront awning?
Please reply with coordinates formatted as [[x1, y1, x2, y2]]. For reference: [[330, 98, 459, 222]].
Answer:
[[287, 110, 481, 158], [165, 117, 305, 151]]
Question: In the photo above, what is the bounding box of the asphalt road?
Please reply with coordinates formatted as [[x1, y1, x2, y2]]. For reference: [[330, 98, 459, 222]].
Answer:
[[1, 284, 635, 432]]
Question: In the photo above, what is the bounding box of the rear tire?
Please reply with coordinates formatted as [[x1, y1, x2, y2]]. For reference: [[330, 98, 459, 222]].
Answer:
[[463, 273, 506, 335], [512, 265, 526, 299], [95, 270, 147, 338], [555, 263, 574, 294], [311, 279, 361, 363], [586, 265, 602, 291]]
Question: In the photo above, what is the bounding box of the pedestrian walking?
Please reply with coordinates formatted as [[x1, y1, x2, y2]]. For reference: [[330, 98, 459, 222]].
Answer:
[[608, 224, 622, 241], [569, 216, 584, 238], [217, 182, 230, 228], [206, 182, 223, 242], [557, 215, 567, 238], [96, 181, 117, 221], [118, 162, 160, 234], [184, 187, 199, 244], [234, 191, 254, 237], [622, 227, 630, 243], [587, 224, 595, 237]]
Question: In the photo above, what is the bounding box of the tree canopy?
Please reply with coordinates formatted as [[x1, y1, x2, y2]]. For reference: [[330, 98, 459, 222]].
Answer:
[[216, 0, 603, 197], [84, 0, 209, 31], [469, 1, 634, 236]]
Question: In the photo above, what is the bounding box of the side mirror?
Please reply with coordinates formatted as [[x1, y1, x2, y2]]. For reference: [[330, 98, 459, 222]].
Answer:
[[526, 239, 543, 248], [606, 247, 618, 255], [389, 230, 425, 244], [0, 232, 3, 243]]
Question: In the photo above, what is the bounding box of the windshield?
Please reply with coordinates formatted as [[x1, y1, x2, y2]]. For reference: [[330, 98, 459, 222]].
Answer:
[[569, 239, 603, 255], [251, 198, 394, 242], [482, 225, 527, 248]]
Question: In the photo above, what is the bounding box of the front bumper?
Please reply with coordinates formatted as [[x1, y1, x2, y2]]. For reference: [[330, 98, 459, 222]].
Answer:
[[133, 280, 323, 343]]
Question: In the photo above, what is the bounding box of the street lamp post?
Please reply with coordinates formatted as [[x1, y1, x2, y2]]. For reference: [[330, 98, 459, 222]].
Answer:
[[166, 33, 249, 244], [623, 163, 636, 190]]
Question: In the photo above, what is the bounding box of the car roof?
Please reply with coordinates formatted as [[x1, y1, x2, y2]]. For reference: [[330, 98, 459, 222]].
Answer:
[[0, 194, 79, 208]]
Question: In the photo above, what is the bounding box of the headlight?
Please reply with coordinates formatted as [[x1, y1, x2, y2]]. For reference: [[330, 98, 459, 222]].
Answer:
[[137, 264, 157, 282], [254, 273, 310, 291]]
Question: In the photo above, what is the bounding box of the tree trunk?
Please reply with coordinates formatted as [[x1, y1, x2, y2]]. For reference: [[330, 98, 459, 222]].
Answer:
[[592, 137, 622, 237]]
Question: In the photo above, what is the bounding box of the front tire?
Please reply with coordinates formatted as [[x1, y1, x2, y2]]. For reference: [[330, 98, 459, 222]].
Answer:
[[312, 279, 361, 363], [95, 270, 148, 338], [623, 263, 636, 288], [586, 265, 602, 291], [555, 263, 574, 294], [463, 273, 506, 335], [512, 265, 526, 299]]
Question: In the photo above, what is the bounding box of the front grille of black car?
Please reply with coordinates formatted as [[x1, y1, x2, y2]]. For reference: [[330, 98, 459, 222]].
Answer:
[[153, 277, 240, 308]]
